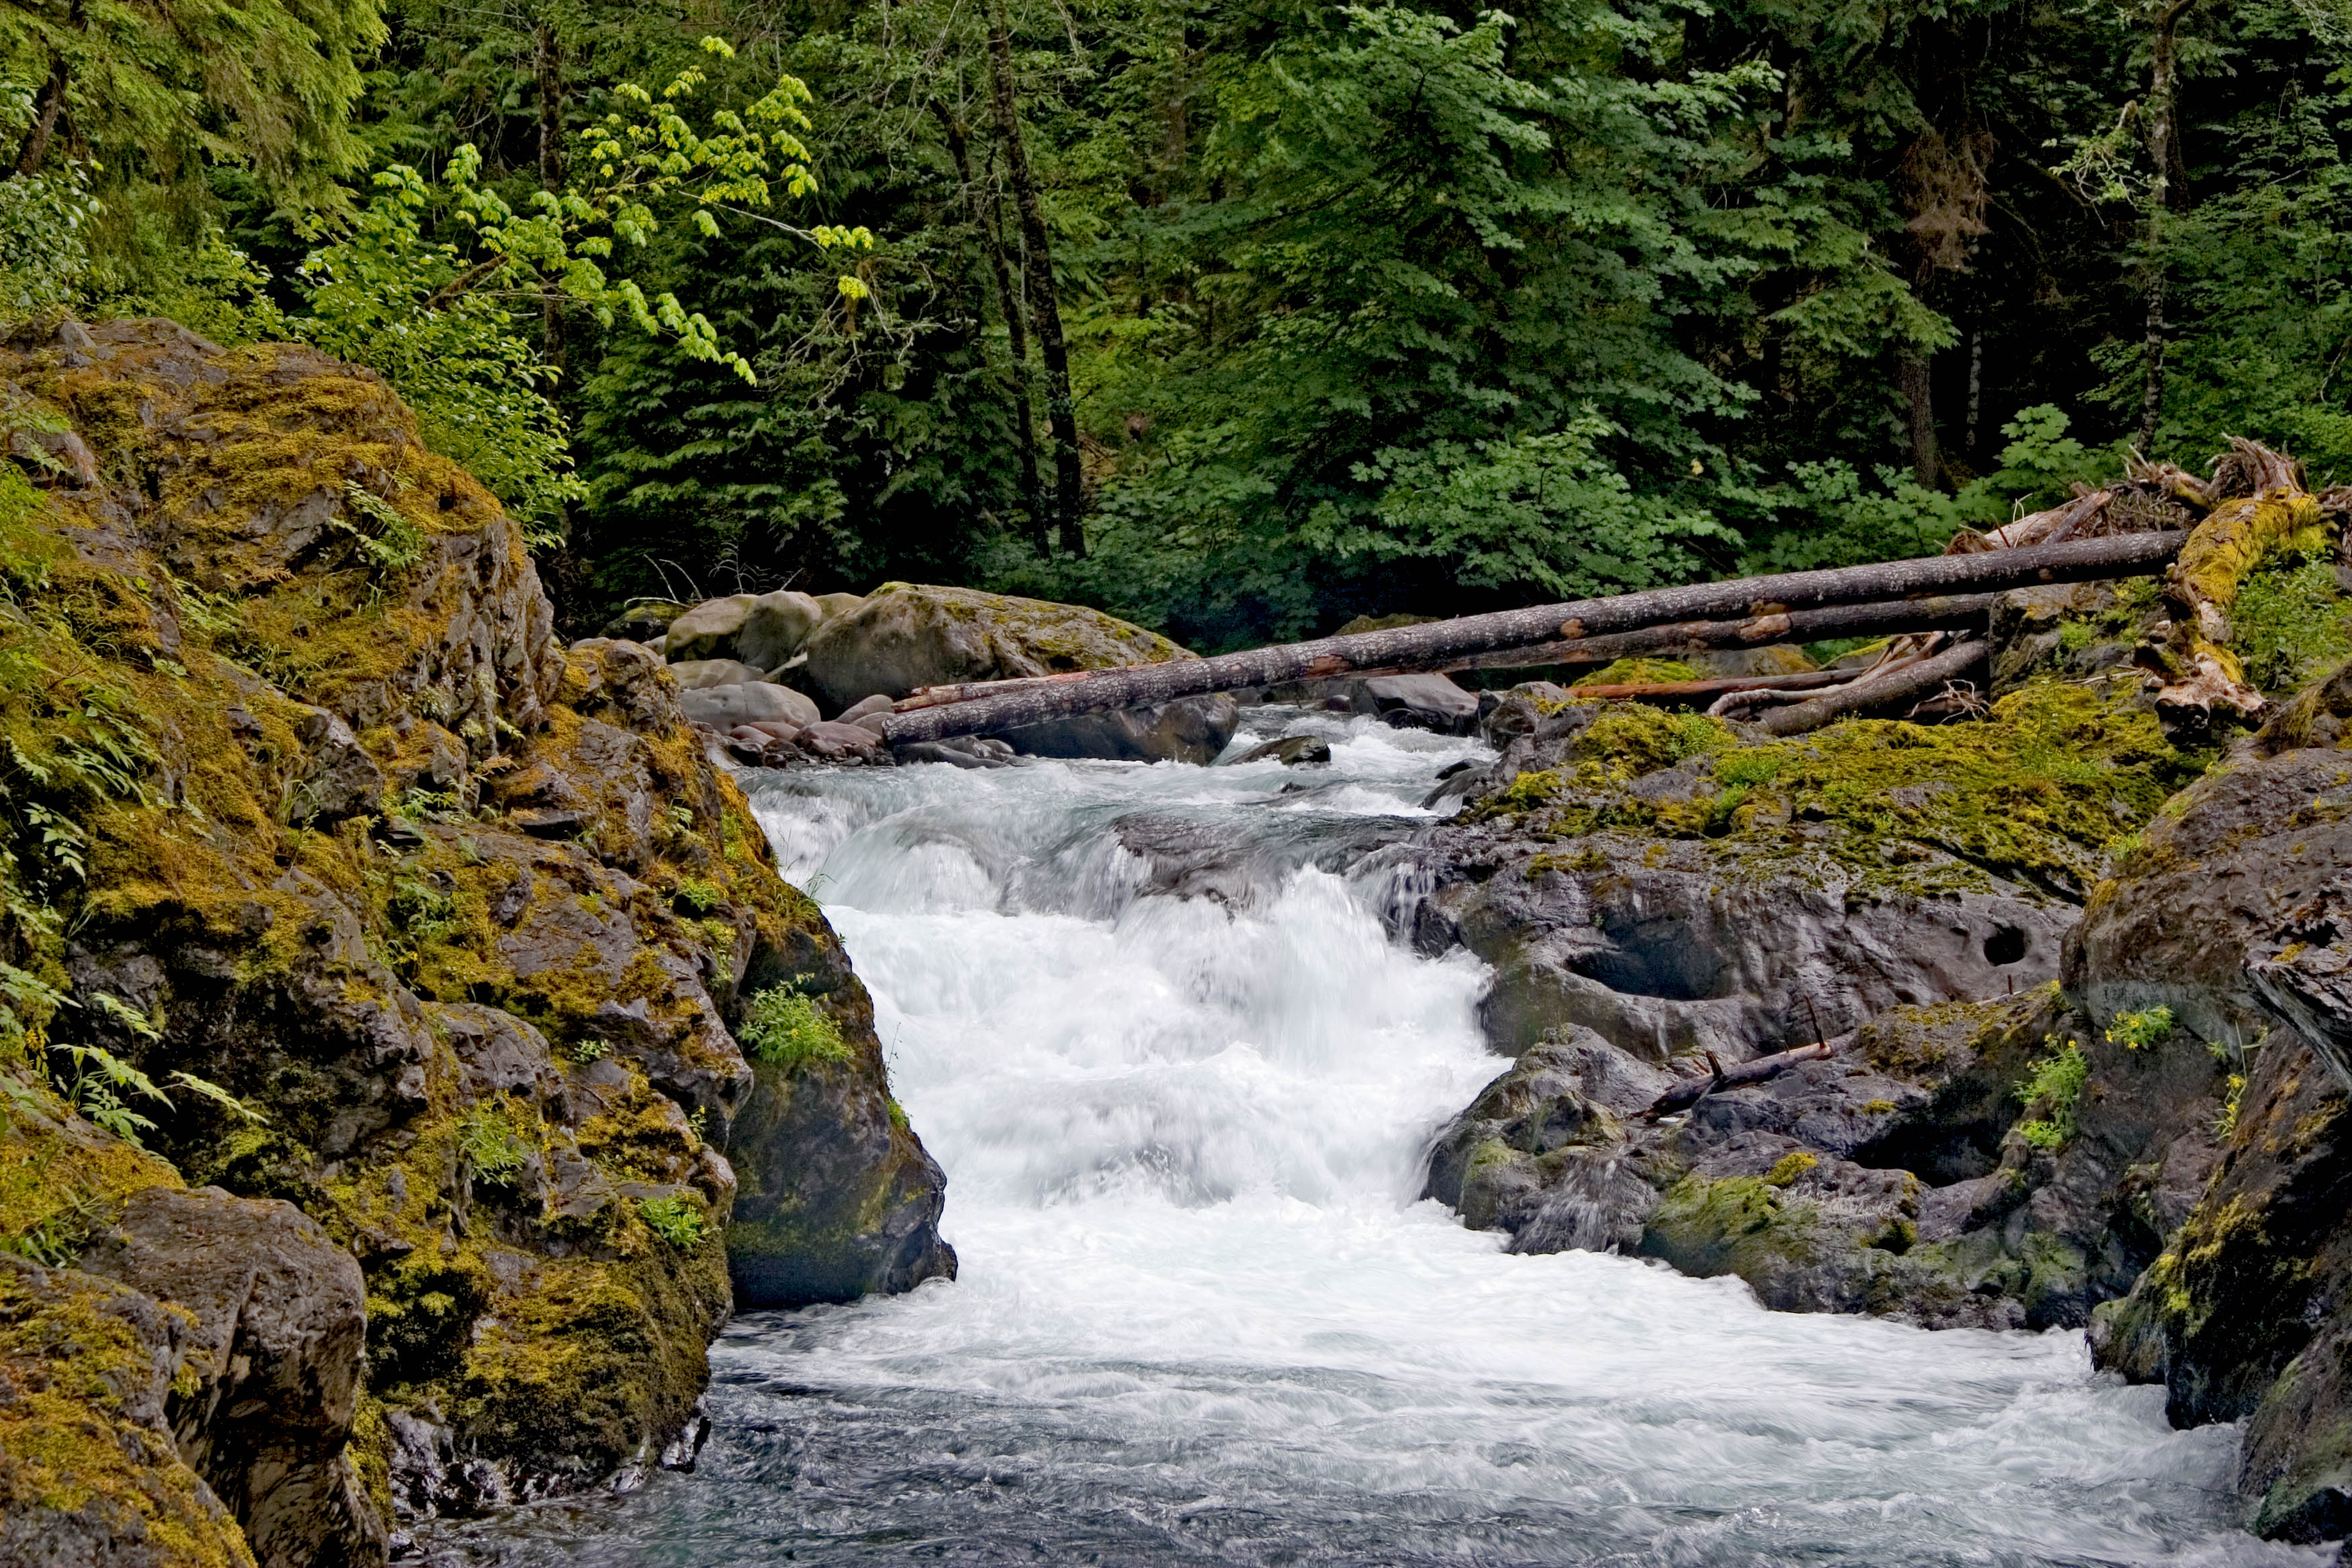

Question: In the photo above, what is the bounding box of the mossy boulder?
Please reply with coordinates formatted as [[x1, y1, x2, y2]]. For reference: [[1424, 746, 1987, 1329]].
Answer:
[[0, 1253, 253, 1568], [799, 582, 1240, 761], [1411, 683, 2182, 1064], [0, 320, 952, 1551]]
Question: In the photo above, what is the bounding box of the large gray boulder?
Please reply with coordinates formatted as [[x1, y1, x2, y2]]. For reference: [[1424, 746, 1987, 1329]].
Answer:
[[1351, 673, 1481, 734], [675, 681, 822, 732], [734, 590, 824, 670], [662, 594, 758, 663], [81, 1188, 383, 1568], [803, 584, 1238, 763]]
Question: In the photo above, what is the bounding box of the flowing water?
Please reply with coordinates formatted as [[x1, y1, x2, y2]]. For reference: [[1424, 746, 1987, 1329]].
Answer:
[[447, 708, 2326, 1567]]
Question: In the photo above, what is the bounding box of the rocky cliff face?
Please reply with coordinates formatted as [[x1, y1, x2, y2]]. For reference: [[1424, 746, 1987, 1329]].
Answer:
[[0, 320, 952, 1566], [1411, 587, 2352, 1539]]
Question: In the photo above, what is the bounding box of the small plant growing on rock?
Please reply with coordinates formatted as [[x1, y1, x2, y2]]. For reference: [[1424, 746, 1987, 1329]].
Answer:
[[2216, 1073, 2248, 1140], [456, 1104, 530, 1187], [2016, 1040, 2090, 1150], [639, 1193, 705, 1247], [672, 877, 722, 913], [738, 985, 851, 1071], [2106, 1006, 2175, 1051], [569, 1036, 610, 1065]]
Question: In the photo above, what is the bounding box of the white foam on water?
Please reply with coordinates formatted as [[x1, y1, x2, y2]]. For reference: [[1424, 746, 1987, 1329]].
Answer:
[[452, 709, 2326, 1566]]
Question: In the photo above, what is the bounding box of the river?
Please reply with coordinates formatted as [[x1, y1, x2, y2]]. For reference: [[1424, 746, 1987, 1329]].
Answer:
[[440, 706, 2321, 1567]]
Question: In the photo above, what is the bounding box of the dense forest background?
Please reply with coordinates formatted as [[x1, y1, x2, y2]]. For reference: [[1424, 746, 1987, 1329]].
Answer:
[[3, 0, 2347, 646]]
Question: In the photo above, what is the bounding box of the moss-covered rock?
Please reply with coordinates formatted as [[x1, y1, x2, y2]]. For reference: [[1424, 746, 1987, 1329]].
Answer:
[[0, 1253, 252, 1568], [799, 581, 1240, 761], [0, 319, 952, 1552]]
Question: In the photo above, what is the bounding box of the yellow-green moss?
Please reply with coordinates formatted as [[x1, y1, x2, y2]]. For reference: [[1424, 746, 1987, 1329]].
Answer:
[[0, 1263, 255, 1567], [1571, 657, 1703, 687], [1477, 682, 2204, 895]]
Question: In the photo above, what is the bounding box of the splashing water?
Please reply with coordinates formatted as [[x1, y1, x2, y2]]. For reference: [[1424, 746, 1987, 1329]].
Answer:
[[443, 708, 2320, 1567]]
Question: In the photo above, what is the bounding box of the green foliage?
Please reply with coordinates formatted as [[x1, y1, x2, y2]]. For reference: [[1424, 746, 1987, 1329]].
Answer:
[[2216, 1073, 2248, 1139], [737, 985, 850, 1071], [456, 1103, 530, 1187], [333, 484, 428, 573], [671, 877, 722, 914], [2233, 552, 2352, 693], [2016, 1041, 2090, 1151], [638, 1193, 704, 1247], [569, 1036, 610, 1065], [2107, 1006, 2177, 1052]]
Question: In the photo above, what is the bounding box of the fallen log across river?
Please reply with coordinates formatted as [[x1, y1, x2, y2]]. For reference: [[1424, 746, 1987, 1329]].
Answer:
[[877, 530, 2186, 747]]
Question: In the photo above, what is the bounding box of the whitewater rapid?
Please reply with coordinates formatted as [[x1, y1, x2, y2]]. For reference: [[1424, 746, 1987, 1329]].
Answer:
[[450, 707, 2325, 1566]]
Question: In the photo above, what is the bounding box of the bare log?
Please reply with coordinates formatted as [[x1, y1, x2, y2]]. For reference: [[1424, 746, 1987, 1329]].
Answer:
[[1644, 1040, 1839, 1119], [1415, 591, 2003, 675], [894, 591, 2006, 709], [879, 532, 2184, 746], [1755, 638, 1988, 738]]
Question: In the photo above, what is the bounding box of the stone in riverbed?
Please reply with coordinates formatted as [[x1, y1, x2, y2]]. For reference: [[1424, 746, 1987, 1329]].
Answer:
[[1232, 734, 1332, 766], [734, 591, 825, 670], [675, 681, 822, 732], [799, 583, 1238, 764], [667, 657, 767, 690], [1353, 672, 1480, 734]]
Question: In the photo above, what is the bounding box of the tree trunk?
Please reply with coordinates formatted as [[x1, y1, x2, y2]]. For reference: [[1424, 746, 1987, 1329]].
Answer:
[[898, 591, 2004, 709], [2138, 0, 2198, 453], [11, 2, 79, 181], [1900, 354, 1943, 489], [535, 22, 568, 372], [984, 0, 1085, 557], [934, 101, 1047, 554], [878, 531, 2184, 745], [1755, 638, 1987, 737]]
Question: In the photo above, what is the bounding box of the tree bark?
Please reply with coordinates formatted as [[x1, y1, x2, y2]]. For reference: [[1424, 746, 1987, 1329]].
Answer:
[[878, 531, 2184, 745], [1554, 669, 1852, 704], [2138, 0, 2198, 453], [535, 22, 569, 375], [933, 101, 1046, 554], [1412, 591, 2003, 677], [1900, 354, 1943, 489], [984, 0, 1085, 557], [11, 1, 79, 180], [896, 592, 2004, 710], [1755, 638, 1987, 737], [1645, 1040, 1841, 1119]]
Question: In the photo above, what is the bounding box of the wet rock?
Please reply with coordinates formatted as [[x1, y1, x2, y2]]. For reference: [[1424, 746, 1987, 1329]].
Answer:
[[81, 1188, 382, 1568], [1232, 734, 1332, 767], [1352, 673, 1481, 734], [893, 736, 1018, 769], [795, 719, 893, 763], [997, 694, 1240, 765]]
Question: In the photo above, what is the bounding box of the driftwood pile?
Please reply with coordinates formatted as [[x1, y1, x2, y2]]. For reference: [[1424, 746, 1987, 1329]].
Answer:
[[876, 437, 2338, 748]]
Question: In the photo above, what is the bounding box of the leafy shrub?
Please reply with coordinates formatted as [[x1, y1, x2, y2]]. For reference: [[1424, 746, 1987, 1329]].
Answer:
[[2232, 552, 2352, 694], [2016, 1040, 2090, 1151], [639, 1193, 705, 1247], [456, 1104, 530, 1187], [738, 985, 851, 1071], [2106, 1006, 2175, 1051]]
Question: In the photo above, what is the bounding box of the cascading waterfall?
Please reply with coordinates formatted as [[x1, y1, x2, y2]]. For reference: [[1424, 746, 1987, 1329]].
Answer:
[[446, 708, 2323, 1567]]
